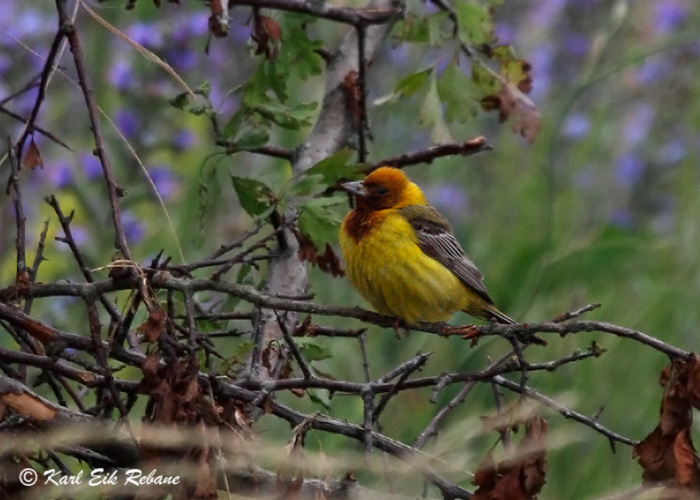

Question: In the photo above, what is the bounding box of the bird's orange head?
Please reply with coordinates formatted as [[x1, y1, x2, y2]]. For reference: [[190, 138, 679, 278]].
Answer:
[[342, 167, 428, 211]]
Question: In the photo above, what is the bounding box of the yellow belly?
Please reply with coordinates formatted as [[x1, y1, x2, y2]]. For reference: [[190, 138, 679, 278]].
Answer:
[[340, 213, 474, 324]]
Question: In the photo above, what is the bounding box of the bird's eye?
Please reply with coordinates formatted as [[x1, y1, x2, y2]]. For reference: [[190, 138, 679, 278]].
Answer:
[[376, 187, 388, 195]]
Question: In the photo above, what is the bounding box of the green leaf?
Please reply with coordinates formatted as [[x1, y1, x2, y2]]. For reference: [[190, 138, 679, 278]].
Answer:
[[196, 157, 223, 249], [288, 174, 325, 197], [311, 365, 338, 380], [437, 57, 480, 123], [253, 100, 317, 130], [419, 72, 453, 143], [307, 389, 332, 411], [305, 149, 361, 185], [295, 338, 333, 361], [196, 80, 212, 97], [234, 340, 255, 359], [297, 196, 345, 250], [391, 14, 430, 43], [455, 1, 494, 46], [236, 264, 254, 285], [427, 12, 451, 45], [471, 60, 499, 95], [231, 176, 277, 217], [280, 16, 324, 80], [222, 110, 244, 139], [169, 91, 190, 110], [234, 128, 270, 149], [396, 68, 432, 99]]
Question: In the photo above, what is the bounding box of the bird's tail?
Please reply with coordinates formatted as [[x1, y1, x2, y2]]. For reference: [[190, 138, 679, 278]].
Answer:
[[483, 305, 547, 346]]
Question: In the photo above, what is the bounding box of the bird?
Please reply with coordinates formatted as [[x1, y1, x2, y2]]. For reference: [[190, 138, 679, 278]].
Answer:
[[339, 166, 544, 345]]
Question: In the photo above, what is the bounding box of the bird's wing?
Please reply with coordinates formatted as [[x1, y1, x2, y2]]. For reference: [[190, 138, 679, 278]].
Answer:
[[398, 204, 494, 303]]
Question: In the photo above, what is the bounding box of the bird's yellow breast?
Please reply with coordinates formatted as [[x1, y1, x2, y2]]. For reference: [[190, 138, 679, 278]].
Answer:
[[340, 211, 473, 324]]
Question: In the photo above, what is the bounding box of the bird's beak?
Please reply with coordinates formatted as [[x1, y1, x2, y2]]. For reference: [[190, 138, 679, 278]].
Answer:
[[341, 180, 367, 197]]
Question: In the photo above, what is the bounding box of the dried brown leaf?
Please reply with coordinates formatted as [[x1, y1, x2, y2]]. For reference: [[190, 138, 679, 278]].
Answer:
[[207, 0, 229, 38], [295, 231, 345, 277], [252, 14, 282, 59], [473, 415, 547, 500], [481, 82, 541, 142], [23, 138, 43, 170], [137, 308, 166, 342], [635, 356, 700, 495]]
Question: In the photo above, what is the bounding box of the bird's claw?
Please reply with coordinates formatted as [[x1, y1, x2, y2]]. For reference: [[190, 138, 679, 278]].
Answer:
[[442, 325, 480, 345], [392, 318, 410, 339]]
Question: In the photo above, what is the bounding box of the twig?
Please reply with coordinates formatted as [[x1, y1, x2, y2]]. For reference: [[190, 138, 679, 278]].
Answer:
[[14, 29, 66, 161], [46, 196, 122, 324], [373, 353, 429, 422], [23, 219, 50, 315], [553, 302, 602, 322], [8, 276, 691, 360], [356, 25, 368, 162], [216, 141, 296, 161], [362, 386, 374, 457], [490, 378, 510, 449], [413, 381, 477, 450], [377, 352, 432, 383], [0, 75, 41, 106], [56, 0, 132, 260], [230, 0, 399, 26], [492, 375, 636, 449], [0, 106, 72, 150], [358, 332, 372, 382], [367, 137, 492, 171], [7, 138, 26, 281], [273, 310, 313, 380]]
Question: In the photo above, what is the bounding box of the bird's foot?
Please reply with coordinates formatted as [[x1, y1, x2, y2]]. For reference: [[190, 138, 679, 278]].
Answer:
[[442, 324, 480, 345], [392, 318, 407, 340]]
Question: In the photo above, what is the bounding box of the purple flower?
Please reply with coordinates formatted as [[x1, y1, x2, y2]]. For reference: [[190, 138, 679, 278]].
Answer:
[[660, 138, 685, 163], [5, 8, 50, 39], [48, 160, 73, 188], [15, 86, 40, 117], [529, 43, 554, 100], [388, 44, 410, 67], [565, 34, 589, 57], [126, 22, 163, 48], [69, 226, 89, 246], [209, 83, 238, 114], [114, 108, 139, 139], [562, 113, 590, 140], [108, 59, 133, 91], [610, 207, 635, 229], [0, 53, 11, 75], [173, 129, 196, 151], [122, 211, 145, 243], [174, 11, 210, 39], [435, 56, 450, 76], [494, 23, 514, 45], [621, 103, 654, 148], [167, 48, 198, 71], [614, 153, 644, 188], [654, 1, 687, 35], [232, 23, 253, 43], [81, 152, 102, 180], [424, 0, 440, 15], [529, 0, 566, 30], [426, 184, 468, 214], [148, 165, 179, 200], [636, 57, 673, 85]]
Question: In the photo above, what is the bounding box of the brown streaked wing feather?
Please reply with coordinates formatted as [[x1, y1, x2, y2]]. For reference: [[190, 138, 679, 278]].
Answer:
[[398, 205, 495, 304]]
